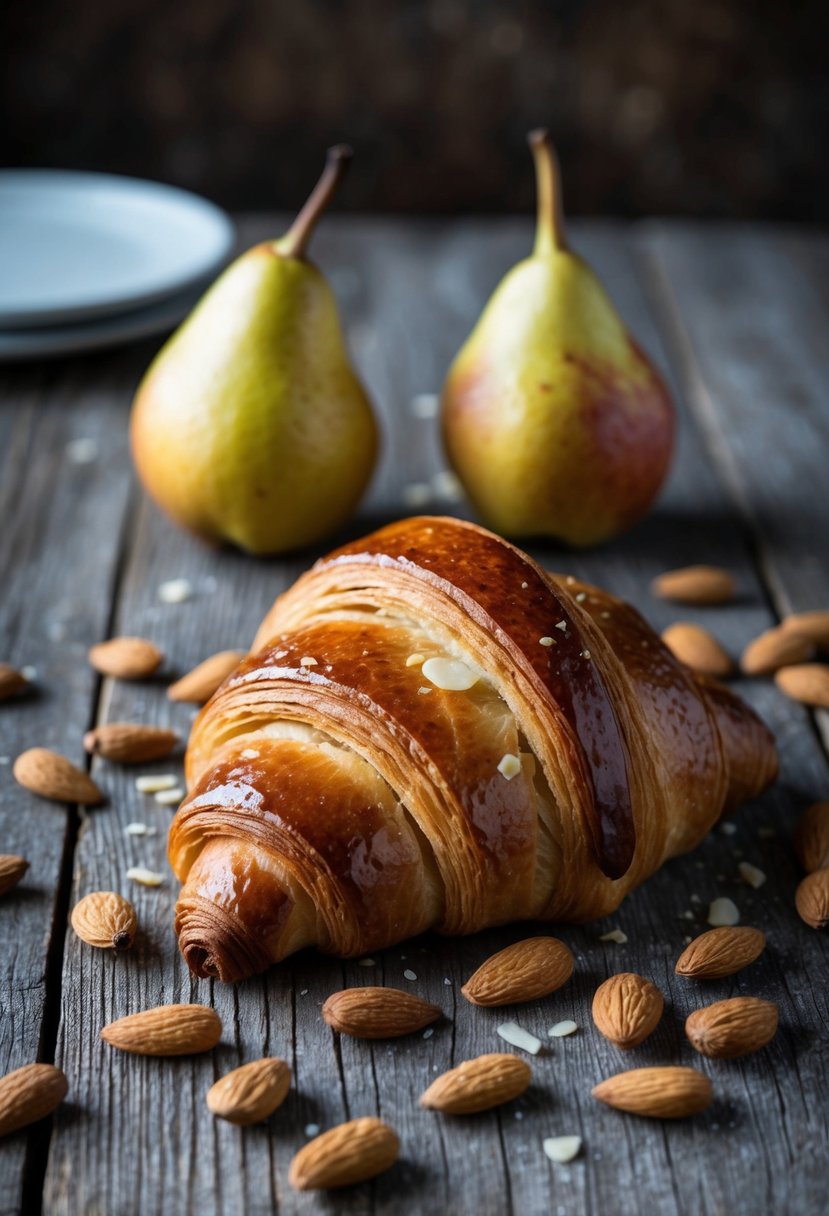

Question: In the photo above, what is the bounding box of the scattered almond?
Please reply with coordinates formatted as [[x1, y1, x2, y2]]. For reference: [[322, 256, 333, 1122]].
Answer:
[[740, 627, 813, 675], [496, 1022, 543, 1055], [794, 802, 829, 872], [71, 891, 137, 951], [0, 855, 29, 897], [675, 926, 766, 979], [0, 1063, 68, 1137], [88, 636, 164, 679], [591, 973, 664, 1050], [774, 664, 829, 709], [707, 897, 739, 927], [651, 566, 736, 605], [0, 663, 28, 701], [322, 987, 441, 1039], [420, 1053, 531, 1114], [685, 996, 778, 1059], [794, 869, 829, 929], [167, 650, 245, 704], [661, 623, 732, 677], [738, 861, 766, 889], [461, 936, 573, 1007], [125, 867, 164, 887], [781, 609, 829, 649], [542, 1135, 582, 1163], [206, 1058, 291, 1125], [135, 773, 177, 793], [592, 1066, 712, 1119], [101, 1004, 221, 1055], [83, 723, 179, 764], [13, 747, 103, 805], [288, 1117, 399, 1190]]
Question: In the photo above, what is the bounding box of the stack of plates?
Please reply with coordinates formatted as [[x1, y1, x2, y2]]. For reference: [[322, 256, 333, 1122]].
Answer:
[[0, 170, 235, 361]]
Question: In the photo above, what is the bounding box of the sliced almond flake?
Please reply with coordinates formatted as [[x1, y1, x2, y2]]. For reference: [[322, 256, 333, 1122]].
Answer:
[[125, 822, 157, 836], [580, 649, 591, 659], [565, 576, 576, 585], [443, 977, 452, 985], [240, 748, 259, 759], [707, 896, 740, 927], [497, 753, 521, 780], [539, 636, 555, 647], [720, 821, 737, 835], [158, 577, 192, 603], [543, 1135, 582, 1164], [422, 1027, 434, 1040], [135, 774, 177, 793], [738, 862, 766, 889], [521, 581, 529, 589], [402, 482, 432, 508], [405, 653, 425, 668], [547, 1020, 578, 1038], [555, 620, 567, 632], [126, 866, 164, 887], [304, 1123, 320, 1137], [66, 437, 98, 463], [599, 928, 628, 944], [575, 592, 587, 603], [411, 392, 439, 419], [421, 657, 478, 691], [497, 1022, 542, 1055], [154, 787, 184, 805], [418, 686, 432, 695], [299, 656, 318, 667], [21, 666, 37, 681], [357, 957, 375, 967], [403, 968, 417, 981]]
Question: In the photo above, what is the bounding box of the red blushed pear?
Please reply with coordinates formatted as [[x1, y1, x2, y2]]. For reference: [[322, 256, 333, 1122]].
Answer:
[[441, 130, 675, 547]]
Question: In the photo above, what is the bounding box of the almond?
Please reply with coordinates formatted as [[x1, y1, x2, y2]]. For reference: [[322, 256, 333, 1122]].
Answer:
[[0, 1063, 68, 1137], [675, 926, 766, 979], [13, 747, 103, 805], [781, 610, 829, 650], [591, 972, 664, 1049], [795, 868, 829, 929], [288, 1117, 399, 1190], [101, 1004, 221, 1055], [651, 566, 736, 605], [71, 891, 137, 951], [661, 623, 732, 677], [419, 1053, 531, 1114], [0, 663, 28, 701], [774, 664, 829, 708], [206, 1058, 291, 1125], [461, 936, 573, 1007], [83, 722, 179, 764], [0, 855, 29, 897], [88, 636, 164, 679], [167, 650, 245, 704], [685, 996, 778, 1058], [322, 987, 441, 1039], [741, 626, 814, 675], [592, 1066, 712, 1119], [794, 802, 829, 872]]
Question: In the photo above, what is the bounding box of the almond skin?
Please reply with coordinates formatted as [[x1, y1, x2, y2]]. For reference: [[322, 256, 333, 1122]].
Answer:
[[651, 566, 736, 605], [741, 626, 814, 675], [591, 973, 664, 1049], [419, 1053, 531, 1114], [461, 936, 573, 1007], [206, 1058, 291, 1125], [101, 1004, 221, 1055], [322, 987, 441, 1039], [0, 1064, 68, 1137], [83, 722, 179, 764], [685, 996, 778, 1059], [774, 664, 829, 709], [675, 926, 766, 979], [0, 663, 28, 701], [661, 623, 732, 677], [288, 1117, 399, 1191], [592, 1066, 712, 1119], [71, 891, 137, 951], [0, 855, 29, 897], [795, 869, 829, 929], [794, 802, 829, 873], [781, 610, 829, 650], [167, 650, 245, 704], [88, 636, 164, 679], [13, 747, 103, 805]]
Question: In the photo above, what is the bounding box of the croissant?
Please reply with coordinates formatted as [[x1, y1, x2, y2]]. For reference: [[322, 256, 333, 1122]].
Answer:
[[169, 516, 777, 982]]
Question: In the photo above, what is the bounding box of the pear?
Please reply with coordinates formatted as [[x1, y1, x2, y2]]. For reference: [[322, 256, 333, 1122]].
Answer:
[[131, 146, 378, 555], [441, 130, 674, 547]]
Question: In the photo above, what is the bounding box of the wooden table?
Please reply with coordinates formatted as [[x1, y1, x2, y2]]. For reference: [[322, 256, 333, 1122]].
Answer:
[[1, 218, 827, 1216]]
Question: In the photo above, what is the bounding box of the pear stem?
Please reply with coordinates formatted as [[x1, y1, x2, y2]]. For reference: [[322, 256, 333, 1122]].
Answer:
[[528, 129, 567, 255], [277, 145, 353, 258]]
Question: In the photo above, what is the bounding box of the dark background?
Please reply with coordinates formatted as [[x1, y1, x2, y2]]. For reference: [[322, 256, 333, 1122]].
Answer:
[[1, 0, 825, 221]]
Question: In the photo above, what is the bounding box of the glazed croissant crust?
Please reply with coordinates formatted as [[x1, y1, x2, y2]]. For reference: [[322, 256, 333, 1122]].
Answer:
[[169, 516, 777, 982]]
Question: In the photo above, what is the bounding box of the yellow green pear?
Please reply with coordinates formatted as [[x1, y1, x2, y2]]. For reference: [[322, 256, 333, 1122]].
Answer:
[[131, 146, 378, 555], [441, 130, 674, 547]]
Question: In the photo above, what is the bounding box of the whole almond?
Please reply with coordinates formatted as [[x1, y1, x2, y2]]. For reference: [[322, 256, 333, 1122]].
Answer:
[[795, 868, 829, 929], [0, 1064, 68, 1137], [591, 973, 664, 1049], [71, 891, 137, 951], [0, 663, 28, 701], [206, 1058, 291, 1125], [592, 1066, 712, 1119], [13, 747, 103, 805], [794, 802, 829, 873], [0, 855, 29, 897], [675, 926, 766, 979], [685, 996, 778, 1059], [651, 566, 736, 605], [322, 987, 441, 1039], [83, 722, 179, 764], [288, 1117, 399, 1190], [101, 1004, 221, 1055], [774, 664, 829, 709], [741, 626, 814, 675], [461, 936, 573, 1007], [661, 623, 732, 677], [781, 610, 829, 649], [167, 650, 245, 704], [420, 1053, 531, 1114], [89, 636, 164, 679]]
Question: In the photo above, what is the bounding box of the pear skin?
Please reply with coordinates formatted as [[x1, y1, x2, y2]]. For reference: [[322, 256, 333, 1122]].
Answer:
[[441, 131, 674, 547], [131, 147, 378, 555]]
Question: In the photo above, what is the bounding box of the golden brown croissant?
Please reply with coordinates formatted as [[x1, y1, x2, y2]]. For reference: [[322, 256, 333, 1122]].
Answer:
[[169, 516, 777, 982]]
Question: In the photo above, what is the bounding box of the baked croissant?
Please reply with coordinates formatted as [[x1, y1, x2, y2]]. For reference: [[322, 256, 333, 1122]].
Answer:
[[169, 516, 777, 982]]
